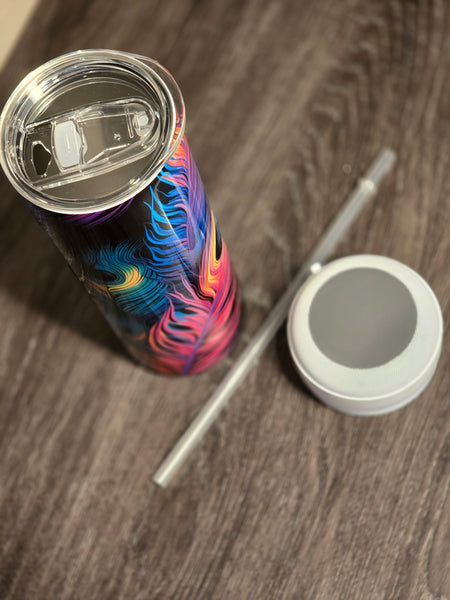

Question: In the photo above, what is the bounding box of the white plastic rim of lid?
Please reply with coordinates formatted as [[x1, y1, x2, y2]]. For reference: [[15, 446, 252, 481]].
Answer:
[[287, 255, 443, 416]]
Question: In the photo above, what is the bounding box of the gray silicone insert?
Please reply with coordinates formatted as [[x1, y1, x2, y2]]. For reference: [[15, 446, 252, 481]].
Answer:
[[308, 268, 417, 369]]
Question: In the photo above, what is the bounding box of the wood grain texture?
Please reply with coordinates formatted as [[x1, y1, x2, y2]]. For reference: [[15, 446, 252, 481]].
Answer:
[[0, 1, 448, 599]]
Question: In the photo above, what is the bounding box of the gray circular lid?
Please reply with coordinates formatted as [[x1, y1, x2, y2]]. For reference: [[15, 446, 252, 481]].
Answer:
[[287, 255, 443, 416]]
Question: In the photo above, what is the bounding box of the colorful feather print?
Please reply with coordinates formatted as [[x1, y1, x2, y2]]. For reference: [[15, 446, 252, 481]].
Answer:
[[143, 136, 208, 282], [147, 208, 240, 374], [84, 241, 168, 317], [140, 136, 240, 373], [33, 135, 240, 374]]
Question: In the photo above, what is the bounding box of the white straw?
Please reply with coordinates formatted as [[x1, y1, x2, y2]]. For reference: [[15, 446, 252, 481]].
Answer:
[[153, 148, 396, 487]]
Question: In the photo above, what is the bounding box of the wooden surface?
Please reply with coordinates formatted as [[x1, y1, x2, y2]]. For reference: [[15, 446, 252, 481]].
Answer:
[[0, 1, 449, 598], [0, 0, 38, 70]]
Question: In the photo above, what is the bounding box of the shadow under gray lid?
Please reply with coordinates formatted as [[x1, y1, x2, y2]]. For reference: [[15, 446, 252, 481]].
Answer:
[[308, 268, 417, 369]]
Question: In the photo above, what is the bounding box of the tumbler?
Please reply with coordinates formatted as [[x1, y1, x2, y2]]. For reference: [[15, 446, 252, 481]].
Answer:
[[0, 50, 240, 374]]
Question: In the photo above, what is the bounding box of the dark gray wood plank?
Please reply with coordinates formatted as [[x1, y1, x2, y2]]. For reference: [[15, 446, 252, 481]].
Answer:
[[0, 1, 448, 599]]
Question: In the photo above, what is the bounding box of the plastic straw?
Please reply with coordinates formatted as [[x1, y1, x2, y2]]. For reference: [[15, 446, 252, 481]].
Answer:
[[153, 148, 396, 487]]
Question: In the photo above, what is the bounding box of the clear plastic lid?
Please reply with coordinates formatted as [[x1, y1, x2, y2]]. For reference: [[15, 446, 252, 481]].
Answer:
[[0, 50, 185, 214]]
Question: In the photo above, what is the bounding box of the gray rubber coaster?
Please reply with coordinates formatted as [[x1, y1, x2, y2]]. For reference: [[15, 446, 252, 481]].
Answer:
[[308, 268, 417, 369]]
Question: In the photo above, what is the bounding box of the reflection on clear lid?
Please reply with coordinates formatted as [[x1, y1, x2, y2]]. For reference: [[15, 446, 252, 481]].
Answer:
[[25, 97, 160, 188], [0, 50, 185, 214]]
